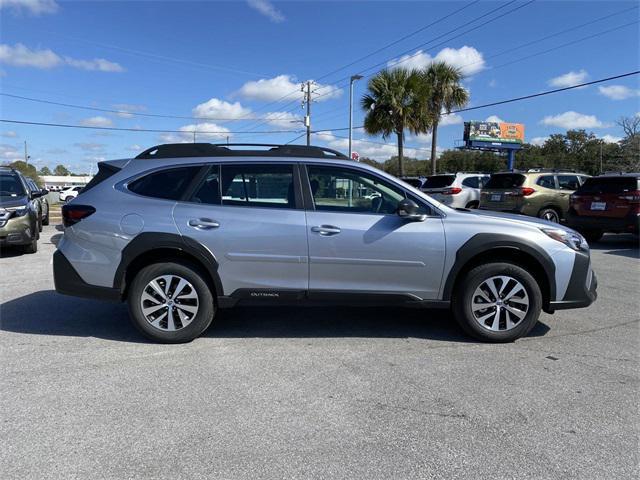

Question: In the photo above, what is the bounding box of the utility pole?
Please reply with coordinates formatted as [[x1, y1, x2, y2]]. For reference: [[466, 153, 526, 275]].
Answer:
[[349, 75, 363, 160], [600, 142, 603, 174], [193, 131, 196, 143], [302, 81, 313, 146], [24, 140, 28, 165]]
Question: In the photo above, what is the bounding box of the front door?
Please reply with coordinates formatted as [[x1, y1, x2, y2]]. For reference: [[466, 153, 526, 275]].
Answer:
[[173, 163, 308, 296], [303, 164, 446, 300]]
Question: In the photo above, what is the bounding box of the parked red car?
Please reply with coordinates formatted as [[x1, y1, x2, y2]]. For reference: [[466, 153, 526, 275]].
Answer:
[[567, 173, 640, 243]]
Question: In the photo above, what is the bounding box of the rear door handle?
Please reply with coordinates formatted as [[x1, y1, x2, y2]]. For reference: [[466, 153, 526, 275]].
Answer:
[[188, 218, 220, 230], [311, 225, 341, 236]]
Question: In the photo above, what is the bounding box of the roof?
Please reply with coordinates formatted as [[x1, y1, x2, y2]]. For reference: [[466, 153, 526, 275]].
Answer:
[[134, 143, 349, 160]]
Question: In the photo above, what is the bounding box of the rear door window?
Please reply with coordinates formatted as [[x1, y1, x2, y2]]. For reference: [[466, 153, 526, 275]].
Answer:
[[557, 175, 580, 191], [484, 174, 525, 189], [128, 166, 201, 200], [536, 175, 556, 189], [422, 175, 455, 189], [220, 163, 296, 209]]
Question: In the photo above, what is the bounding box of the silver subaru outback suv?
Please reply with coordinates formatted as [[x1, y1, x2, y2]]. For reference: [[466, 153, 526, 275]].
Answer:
[[54, 143, 597, 343]]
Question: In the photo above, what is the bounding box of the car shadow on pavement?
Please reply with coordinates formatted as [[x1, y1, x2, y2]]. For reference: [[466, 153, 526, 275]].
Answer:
[[590, 234, 639, 259], [0, 247, 24, 259], [1, 290, 550, 344]]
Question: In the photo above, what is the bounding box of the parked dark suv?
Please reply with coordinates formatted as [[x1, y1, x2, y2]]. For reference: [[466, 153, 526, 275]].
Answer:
[[567, 173, 640, 242]]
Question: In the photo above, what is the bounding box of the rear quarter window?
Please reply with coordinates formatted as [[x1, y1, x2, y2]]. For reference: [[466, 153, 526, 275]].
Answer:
[[484, 174, 525, 189], [128, 166, 201, 200]]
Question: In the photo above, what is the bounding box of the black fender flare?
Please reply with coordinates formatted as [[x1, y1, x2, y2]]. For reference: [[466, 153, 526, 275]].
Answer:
[[442, 233, 557, 302], [113, 232, 223, 297]]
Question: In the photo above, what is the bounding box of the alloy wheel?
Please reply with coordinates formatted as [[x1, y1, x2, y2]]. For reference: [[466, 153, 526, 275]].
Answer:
[[471, 275, 529, 332], [140, 275, 199, 331]]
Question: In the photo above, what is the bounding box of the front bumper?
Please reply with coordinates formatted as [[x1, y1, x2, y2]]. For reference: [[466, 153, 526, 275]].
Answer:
[[0, 216, 34, 247], [548, 251, 597, 311], [53, 250, 122, 301]]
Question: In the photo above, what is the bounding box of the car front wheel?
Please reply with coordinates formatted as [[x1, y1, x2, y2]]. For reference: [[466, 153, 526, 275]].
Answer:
[[128, 261, 215, 343], [452, 262, 542, 342]]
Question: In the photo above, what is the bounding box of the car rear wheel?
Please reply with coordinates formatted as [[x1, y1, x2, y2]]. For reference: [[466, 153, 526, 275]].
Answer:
[[452, 262, 542, 342], [538, 207, 560, 223], [128, 261, 215, 343]]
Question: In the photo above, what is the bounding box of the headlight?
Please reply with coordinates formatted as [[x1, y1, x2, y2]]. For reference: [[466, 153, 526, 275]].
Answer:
[[541, 228, 588, 251], [4, 206, 29, 217]]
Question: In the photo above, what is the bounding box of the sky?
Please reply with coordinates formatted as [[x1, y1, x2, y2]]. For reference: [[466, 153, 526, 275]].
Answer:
[[0, 0, 639, 173]]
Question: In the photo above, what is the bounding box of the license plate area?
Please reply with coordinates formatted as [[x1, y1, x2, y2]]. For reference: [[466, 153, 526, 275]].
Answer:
[[490, 194, 502, 202], [590, 202, 606, 211]]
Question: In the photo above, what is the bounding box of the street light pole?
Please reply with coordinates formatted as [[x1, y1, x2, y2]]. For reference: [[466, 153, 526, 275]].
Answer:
[[349, 75, 363, 160]]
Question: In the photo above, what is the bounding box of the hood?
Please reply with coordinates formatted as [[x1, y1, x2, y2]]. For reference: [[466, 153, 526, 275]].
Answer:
[[452, 207, 576, 232], [0, 194, 29, 209]]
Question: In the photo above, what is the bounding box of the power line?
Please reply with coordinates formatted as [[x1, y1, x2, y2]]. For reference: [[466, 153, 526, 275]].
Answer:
[[0, 119, 304, 135], [320, 70, 640, 133], [0, 92, 302, 122]]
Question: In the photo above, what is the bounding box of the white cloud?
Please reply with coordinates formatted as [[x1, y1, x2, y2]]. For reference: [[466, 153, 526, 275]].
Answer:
[[237, 74, 342, 102], [1, 130, 18, 138], [80, 116, 113, 127], [598, 85, 640, 101], [74, 142, 105, 152], [439, 112, 463, 126], [411, 132, 432, 144], [126, 145, 142, 152], [263, 111, 302, 129], [541, 111, 606, 129], [64, 56, 123, 72], [192, 98, 252, 120], [485, 115, 504, 123], [247, 0, 284, 23], [0, 144, 22, 161], [388, 45, 485, 76], [0, 0, 58, 15], [600, 134, 622, 144], [160, 123, 231, 143], [0, 43, 123, 72], [548, 69, 589, 88], [529, 136, 549, 146], [313, 131, 427, 161], [112, 103, 146, 118]]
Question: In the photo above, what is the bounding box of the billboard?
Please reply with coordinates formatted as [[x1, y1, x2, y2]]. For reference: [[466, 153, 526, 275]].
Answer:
[[464, 121, 525, 144]]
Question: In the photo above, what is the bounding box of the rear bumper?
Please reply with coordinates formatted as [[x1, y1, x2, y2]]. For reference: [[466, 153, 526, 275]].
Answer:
[[53, 250, 122, 302], [566, 211, 639, 234], [548, 251, 597, 311]]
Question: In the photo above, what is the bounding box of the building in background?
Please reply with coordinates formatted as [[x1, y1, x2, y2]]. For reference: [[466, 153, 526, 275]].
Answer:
[[41, 176, 93, 191]]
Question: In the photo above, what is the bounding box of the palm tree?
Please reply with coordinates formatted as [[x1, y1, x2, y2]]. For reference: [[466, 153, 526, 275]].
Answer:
[[361, 68, 427, 177], [419, 61, 469, 175]]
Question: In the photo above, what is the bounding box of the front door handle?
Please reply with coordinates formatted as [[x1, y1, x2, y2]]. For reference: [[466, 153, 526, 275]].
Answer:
[[188, 218, 220, 230], [311, 225, 341, 236]]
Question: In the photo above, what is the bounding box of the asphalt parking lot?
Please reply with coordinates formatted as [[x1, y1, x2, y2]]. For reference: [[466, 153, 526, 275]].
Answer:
[[1, 225, 638, 479]]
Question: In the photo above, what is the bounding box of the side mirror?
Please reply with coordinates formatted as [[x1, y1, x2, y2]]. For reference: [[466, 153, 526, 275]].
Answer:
[[29, 190, 44, 199], [41, 189, 49, 196], [397, 198, 426, 221]]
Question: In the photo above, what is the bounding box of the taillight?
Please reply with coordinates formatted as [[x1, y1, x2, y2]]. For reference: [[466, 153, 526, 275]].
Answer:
[[520, 187, 536, 196], [62, 205, 95, 227], [442, 187, 462, 195], [618, 190, 640, 203]]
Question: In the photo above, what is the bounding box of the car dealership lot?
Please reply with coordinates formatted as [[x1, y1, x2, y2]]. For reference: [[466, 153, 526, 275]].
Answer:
[[1, 226, 638, 479]]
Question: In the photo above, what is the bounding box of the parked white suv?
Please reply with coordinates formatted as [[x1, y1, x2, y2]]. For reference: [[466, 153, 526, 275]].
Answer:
[[421, 173, 490, 209], [59, 186, 82, 202]]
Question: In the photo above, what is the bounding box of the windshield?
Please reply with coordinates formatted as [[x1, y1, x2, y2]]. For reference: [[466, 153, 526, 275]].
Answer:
[[484, 173, 526, 189], [422, 175, 455, 189], [0, 173, 26, 198]]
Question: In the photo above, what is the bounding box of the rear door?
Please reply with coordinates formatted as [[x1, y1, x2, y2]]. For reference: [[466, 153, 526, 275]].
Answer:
[[172, 162, 309, 297], [303, 164, 445, 300]]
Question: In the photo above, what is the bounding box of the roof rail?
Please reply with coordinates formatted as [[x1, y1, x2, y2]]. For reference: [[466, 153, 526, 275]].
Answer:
[[526, 168, 578, 173], [135, 143, 349, 160]]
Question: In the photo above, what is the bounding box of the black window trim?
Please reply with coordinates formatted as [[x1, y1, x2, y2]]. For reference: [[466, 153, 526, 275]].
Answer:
[[300, 162, 442, 218]]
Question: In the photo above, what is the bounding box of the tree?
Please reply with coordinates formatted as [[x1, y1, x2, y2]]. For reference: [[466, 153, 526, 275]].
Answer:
[[53, 164, 71, 176], [361, 68, 427, 177], [418, 61, 469, 175], [8, 161, 42, 185], [39, 166, 52, 176]]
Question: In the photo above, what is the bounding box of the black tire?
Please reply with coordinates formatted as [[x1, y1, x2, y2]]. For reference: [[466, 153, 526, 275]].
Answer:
[[465, 201, 479, 209], [23, 235, 38, 254], [42, 213, 50, 226], [128, 261, 215, 343], [38, 219, 43, 232], [580, 229, 603, 244], [538, 207, 560, 223], [452, 262, 542, 343]]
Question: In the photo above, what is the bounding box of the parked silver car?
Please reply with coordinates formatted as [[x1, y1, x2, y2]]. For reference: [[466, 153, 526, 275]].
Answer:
[[421, 172, 490, 209], [54, 143, 597, 343]]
